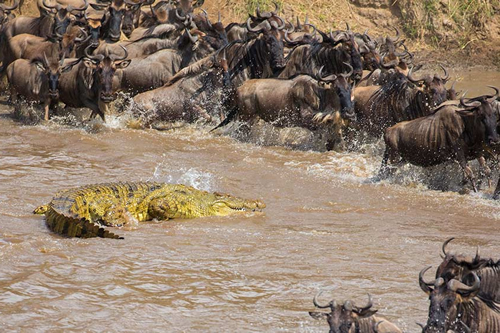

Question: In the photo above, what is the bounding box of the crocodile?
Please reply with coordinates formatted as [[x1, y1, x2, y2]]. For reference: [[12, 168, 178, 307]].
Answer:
[[34, 182, 266, 239]]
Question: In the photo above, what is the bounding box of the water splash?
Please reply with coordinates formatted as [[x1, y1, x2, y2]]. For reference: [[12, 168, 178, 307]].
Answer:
[[149, 157, 216, 191]]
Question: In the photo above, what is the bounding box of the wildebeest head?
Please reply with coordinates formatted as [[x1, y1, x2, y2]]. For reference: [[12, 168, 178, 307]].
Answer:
[[408, 64, 450, 108], [42, 0, 88, 35], [0, 0, 18, 26], [284, 23, 319, 47], [356, 31, 381, 71], [309, 292, 378, 333], [54, 25, 88, 58], [419, 266, 480, 333], [121, 0, 151, 37], [32, 52, 74, 98], [100, 0, 127, 42], [435, 238, 484, 284], [195, 10, 228, 46], [84, 45, 130, 102], [316, 64, 355, 120], [246, 18, 286, 72], [83, 12, 104, 47], [458, 86, 500, 145]]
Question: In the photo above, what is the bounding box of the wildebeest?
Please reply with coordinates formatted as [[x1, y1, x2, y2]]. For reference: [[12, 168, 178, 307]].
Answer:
[[309, 292, 402, 333], [419, 269, 500, 333], [212, 65, 354, 151], [132, 50, 231, 125], [434, 238, 500, 303], [0, 0, 17, 27], [354, 65, 450, 137], [379, 88, 500, 192], [58, 46, 130, 120], [7, 53, 74, 120], [278, 26, 363, 82]]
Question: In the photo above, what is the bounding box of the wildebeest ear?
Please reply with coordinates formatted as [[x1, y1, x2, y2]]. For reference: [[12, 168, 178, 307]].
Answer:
[[115, 59, 131, 69], [34, 61, 46, 71], [308, 311, 328, 320], [83, 58, 97, 68]]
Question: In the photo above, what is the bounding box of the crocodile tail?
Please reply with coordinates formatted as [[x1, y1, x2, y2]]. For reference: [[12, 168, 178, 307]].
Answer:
[[45, 208, 123, 239], [34, 205, 49, 214]]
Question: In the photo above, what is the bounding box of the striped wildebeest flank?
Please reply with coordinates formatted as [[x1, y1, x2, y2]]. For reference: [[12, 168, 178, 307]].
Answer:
[[309, 292, 402, 333], [354, 64, 451, 137], [57, 45, 130, 121], [7, 52, 75, 121], [378, 87, 500, 192], [132, 50, 232, 126], [211, 64, 354, 151], [278, 23, 363, 83], [419, 269, 500, 333], [434, 238, 500, 303]]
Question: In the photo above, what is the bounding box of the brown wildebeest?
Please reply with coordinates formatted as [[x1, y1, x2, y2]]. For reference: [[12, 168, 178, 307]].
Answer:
[[419, 269, 500, 333], [309, 292, 402, 333], [212, 65, 354, 151], [7, 53, 74, 120], [58, 46, 130, 121], [354, 65, 450, 137], [132, 50, 231, 125], [434, 238, 500, 303], [379, 88, 500, 192]]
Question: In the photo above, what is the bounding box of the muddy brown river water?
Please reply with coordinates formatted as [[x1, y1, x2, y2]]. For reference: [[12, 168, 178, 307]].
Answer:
[[0, 69, 499, 332]]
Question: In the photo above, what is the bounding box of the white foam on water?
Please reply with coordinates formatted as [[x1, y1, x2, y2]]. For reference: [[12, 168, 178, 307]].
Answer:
[[149, 157, 216, 191]]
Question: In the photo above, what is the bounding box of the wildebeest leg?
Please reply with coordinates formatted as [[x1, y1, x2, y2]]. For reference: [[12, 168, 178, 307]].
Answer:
[[492, 178, 500, 199], [457, 158, 478, 193], [43, 100, 50, 121], [477, 156, 492, 189], [377, 148, 391, 180]]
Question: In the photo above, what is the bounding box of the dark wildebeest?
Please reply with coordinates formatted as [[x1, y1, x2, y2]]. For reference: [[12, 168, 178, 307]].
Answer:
[[354, 65, 450, 137], [7, 53, 74, 120], [379, 88, 500, 192], [309, 292, 402, 333], [419, 269, 500, 333], [223, 20, 285, 88], [121, 0, 153, 38], [95, 0, 128, 42], [0, 0, 17, 27], [119, 28, 224, 95], [212, 65, 355, 151], [132, 50, 231, 125], [2, 0, 87, 39], [434, 238, 500, 303], [277, 26, 363, 82], [58, 46, 130, 120]]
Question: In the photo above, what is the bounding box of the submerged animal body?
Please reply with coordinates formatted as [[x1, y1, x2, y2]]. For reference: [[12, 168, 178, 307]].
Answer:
[[34, 182, 265, 239]]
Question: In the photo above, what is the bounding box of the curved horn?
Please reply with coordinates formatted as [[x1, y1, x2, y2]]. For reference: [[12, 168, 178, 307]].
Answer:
[[345, 22, 351, 32], [460, 97, 480, 108], [42, 0, 57, 9], [317, 66, 337, 82], [185, 28, 198, 44], [271, 1, 279, 15], [332, 31, 348, 43], [389, 26, 400, 42], [356, 294, 373, 313], [448, 273, 480, 294], [313, 291, 334, 309], [255, 4, 271, 19], [74, 27, 88, 42], [416, 322, 425, 332], [407, 65, 425, 83], [274, 15, 286, 30], [419, 266, 435, 295], [438, 64, 450, 81], [54, 24, 65, 38], [3, 0, 19, 11], [175, 8, 186, 21], [84, 44, 103, 61], [442, 237, 455, 257], [485, 85, 499, 101], [340, 62, 353, 78], [381, 57, 398, 69], [111, 45, 128, 61], [246, 17, 270, 33], [305, 23, 317, 36], [201, 9, 212, 29], [72, 0, 88, 12], [286, 20, 295, 33]]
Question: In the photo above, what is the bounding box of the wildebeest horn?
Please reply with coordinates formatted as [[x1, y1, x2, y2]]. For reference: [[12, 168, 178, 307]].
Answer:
[[54, 24, 65, 39], [485, 85, 499, 102], [72, 0, 88, 12], [419, 266, 435, 295], [317, 66, 337, 82], [460, 97, 480, 108], [150, 3, 156, 18], [111, 45, 128, 61], [271, 1, 279, 15], [42, 52, 50, 68], [286, 20, 295, 33], [442, 237, 454, 257], [332, 30, 348, 43], [438, 64, 450, 81], [42, 0, 58, 9], [84, 45, 104, 61], [246, 17, 270, 33], [185, 28, 198, 44], [201, 9, 213, 29], [313, 291, 335, 309], [343, 300, 353, 312], [345, 22, 351, 32], [416, 322, 425, 332], [340, 62, 353, 78], [305, 23, 317, 36], [388, 26, 400, 42], [295, 16, 301, 29], [353, 294, 373, 313], [255, 4, 271, 19], [3, 0, 19, 11], [381, 57, 398, 69], [75, 27, 88, 42], [270, 15, 285, 30], [217, 11, 221, 23], [448, 273, 480, 294], [176, 8, 186, 21], [304, 13, 309, 25], [59, 51, 66, 66], [408, 65, 425, 83]]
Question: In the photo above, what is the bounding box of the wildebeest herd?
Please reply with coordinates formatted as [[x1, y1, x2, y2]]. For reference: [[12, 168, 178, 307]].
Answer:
[[309, 238, 500, 333], [0, 0, 499, 330]]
